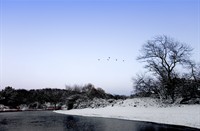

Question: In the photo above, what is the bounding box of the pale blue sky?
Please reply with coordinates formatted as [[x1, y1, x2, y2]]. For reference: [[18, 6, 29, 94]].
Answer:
[[0, 0, 199, 95]]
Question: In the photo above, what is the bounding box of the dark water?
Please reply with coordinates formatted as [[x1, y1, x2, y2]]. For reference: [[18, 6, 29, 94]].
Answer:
[[0, 111, 199, 131]]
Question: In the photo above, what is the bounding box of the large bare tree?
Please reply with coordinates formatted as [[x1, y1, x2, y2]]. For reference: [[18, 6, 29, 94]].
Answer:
[[137, 35, 192, 101]]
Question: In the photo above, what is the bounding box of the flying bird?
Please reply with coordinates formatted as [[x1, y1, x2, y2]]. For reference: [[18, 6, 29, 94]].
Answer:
[[97, 57, 125, 62]]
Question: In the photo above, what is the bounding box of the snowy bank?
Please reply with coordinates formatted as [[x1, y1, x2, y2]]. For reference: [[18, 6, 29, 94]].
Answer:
[[55, 98, 200, 129]]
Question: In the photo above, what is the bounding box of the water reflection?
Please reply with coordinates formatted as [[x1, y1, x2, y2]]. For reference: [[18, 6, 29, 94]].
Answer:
[[0, 111, 199, 131]]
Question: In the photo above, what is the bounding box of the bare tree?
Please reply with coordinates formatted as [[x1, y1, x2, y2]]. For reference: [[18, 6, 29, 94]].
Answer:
[[96, 87, 106, 94], [137, 35, 192, 102], [186, 61, 200, 82], [132, 74, 160, 97], [82, 83, 95, 93]]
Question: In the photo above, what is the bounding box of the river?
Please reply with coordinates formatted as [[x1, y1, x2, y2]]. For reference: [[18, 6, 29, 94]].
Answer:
[[0, 111, 198, 131]]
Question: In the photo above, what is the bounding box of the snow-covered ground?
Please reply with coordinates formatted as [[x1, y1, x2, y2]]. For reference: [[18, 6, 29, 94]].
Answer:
[[55, 98, 200, 129]]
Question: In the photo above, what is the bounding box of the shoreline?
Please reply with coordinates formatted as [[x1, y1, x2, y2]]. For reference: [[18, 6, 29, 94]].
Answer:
[[0, 109, 57, 113], [55, 113, 200, 130], [54, 99, 200, 129]]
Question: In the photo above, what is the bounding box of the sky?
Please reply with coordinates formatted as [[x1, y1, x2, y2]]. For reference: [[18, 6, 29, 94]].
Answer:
[[0, 0, 199, 95]]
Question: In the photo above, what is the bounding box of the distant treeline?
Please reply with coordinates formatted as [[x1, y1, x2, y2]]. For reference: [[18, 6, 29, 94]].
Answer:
[[0, 83, 127, 109]]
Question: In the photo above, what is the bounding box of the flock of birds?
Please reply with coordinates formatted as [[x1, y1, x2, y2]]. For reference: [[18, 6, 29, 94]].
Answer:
[[98, 57, 125, 62]]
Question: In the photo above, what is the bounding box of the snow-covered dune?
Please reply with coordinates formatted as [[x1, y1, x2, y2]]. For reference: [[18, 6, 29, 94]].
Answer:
[[55, 98, 200, 129]]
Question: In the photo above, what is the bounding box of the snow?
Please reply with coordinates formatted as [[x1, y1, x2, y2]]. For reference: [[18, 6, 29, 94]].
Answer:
[[54, 98, 200, 129]]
